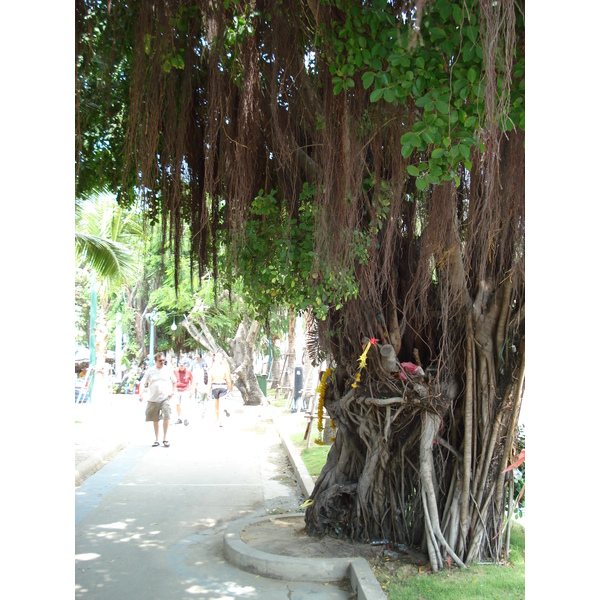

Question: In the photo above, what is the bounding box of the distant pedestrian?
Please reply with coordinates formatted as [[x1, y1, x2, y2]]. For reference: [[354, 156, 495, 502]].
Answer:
[[137, 352, 177, 447], [207, 353, 232, 426], [174, 360, 193, 425], [192, 354, 209, 402]]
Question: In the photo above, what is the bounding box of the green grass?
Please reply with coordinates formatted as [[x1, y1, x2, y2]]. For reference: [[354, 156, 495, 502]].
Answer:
[[382, 525, 525, 599], [266, 388, 288, 408], [289, 432, 331, 479]]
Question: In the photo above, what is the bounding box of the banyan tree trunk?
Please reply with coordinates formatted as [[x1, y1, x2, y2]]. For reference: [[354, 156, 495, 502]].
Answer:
[[305, 283, 525, 570]]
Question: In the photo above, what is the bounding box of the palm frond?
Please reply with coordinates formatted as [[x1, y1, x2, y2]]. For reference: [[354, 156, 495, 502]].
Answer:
[[75, 232, 136, 281]]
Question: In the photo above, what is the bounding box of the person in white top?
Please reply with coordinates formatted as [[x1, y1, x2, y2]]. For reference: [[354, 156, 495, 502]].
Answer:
[[137, 351, 177, 447]]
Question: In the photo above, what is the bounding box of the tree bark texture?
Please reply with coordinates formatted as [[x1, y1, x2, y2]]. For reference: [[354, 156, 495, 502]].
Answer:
[[306, 285, 524, 567]]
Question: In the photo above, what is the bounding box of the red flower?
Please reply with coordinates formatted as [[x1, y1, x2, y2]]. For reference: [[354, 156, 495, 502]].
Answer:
[[369, 337, 379, 346]]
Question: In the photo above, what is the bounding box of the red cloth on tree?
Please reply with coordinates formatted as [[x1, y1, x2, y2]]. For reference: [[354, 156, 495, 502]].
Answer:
[[398, 362, 422, 381]]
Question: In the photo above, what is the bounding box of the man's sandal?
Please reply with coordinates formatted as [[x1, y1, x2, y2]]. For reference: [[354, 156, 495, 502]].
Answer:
[[152, 441, 160, 447], [163, 441, 170, 447]]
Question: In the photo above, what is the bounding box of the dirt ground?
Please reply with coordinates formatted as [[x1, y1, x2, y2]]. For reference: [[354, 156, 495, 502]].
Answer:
[[240, 513, 429, 579]]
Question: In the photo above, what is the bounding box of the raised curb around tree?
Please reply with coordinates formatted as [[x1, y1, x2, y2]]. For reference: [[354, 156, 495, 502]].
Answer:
[[223, 513, 386, 599], [272, 417, 315, 498]]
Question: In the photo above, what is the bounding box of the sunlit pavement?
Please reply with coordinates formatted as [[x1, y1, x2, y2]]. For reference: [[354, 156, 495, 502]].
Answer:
[[75, 392, 352, 599]]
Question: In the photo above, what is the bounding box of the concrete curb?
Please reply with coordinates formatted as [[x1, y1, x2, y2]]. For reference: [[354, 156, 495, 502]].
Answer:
[[75, 439, 130, 487], [272, 417, 315, 498], [271, 418, 387, 598], [223, 514, 386, 599]]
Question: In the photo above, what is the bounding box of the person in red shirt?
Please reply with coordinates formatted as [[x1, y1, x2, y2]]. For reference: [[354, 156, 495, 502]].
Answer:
[[174, 360, 194, 426]]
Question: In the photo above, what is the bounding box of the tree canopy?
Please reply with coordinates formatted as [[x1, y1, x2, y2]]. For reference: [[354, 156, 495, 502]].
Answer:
[[76, 0, 525, 569]]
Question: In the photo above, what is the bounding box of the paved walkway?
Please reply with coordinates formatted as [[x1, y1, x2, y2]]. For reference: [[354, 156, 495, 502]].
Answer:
[[75, 393, 357, 599]]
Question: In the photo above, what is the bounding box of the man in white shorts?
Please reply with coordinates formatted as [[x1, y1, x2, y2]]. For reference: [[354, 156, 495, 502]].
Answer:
[[137, 352, 177, 447]]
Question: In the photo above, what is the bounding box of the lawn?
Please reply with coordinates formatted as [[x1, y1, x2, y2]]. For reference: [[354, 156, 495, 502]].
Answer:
[[379, 524, 525, 599], [289, 431, 331, 479]]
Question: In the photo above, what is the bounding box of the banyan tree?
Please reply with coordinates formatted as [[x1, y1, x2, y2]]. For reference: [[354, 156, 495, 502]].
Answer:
[[76, 0, 525, 569]]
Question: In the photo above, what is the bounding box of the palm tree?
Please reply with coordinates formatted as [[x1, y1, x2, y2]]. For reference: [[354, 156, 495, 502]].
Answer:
[[75, 193, 141, 401]]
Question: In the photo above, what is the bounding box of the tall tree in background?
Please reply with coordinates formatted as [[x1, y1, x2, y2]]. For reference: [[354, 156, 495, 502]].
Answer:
[[76, 0, 525, 568]]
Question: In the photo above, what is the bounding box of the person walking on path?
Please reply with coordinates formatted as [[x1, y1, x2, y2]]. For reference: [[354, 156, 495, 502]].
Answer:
[[191, 354, 208, 402], [207, 353, 232, 426], [137, 351, 177, 447], [174, 360, 193, 426]]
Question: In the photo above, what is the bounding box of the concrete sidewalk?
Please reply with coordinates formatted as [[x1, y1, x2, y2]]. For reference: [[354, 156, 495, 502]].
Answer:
[[75, 393, 385, 599]]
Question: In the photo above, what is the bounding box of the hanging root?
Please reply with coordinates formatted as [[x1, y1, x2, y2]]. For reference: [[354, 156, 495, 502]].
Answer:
[[420, 412, 467, 571]]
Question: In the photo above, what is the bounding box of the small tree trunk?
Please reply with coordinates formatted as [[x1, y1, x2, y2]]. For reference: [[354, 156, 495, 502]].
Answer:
[[231, 320, 264, 405], [91, 302, 109, 404], [282, 311, 296, 388]]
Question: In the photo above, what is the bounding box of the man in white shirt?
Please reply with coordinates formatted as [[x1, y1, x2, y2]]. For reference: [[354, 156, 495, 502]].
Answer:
[[137, 351, 177, 447]]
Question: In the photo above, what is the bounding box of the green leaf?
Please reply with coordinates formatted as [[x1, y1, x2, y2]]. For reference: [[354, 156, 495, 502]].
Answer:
[[431, 148, 445, 159], [333, 82, 343, 95], [440, 4, 453, 21], [401, 143, 414, 158], [415, 177, 427, 191], [467, 68, 477, 83], [370, 88, 384, 102], [453, 4, 463, 24], [408, 132, 421, 146], [383, 88, 395, 103], [407, 165, 420, 176], [415, 56, 425, 69], [435, 99, 449, 114], [422, 130, 435, 144], [465, 25, 478, 44], [415, 95, 431, 107], [463, 42, 475, 62], [430, 27, 446, 41], [400, 132, 414, 144], [362, 71, 375, 89]]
